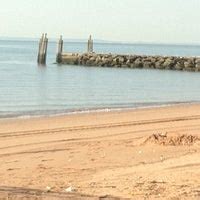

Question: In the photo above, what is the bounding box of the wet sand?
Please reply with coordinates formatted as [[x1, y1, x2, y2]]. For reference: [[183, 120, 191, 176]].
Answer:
[[0, 104, 200, 199]]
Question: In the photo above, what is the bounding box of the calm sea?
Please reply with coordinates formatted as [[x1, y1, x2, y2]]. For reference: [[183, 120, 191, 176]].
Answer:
[[0, 39, 200, 118]]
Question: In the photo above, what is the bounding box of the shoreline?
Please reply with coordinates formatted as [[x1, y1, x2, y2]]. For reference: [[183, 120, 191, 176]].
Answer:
[[0, 101, 198, 121], [0, 104, 200, 199]]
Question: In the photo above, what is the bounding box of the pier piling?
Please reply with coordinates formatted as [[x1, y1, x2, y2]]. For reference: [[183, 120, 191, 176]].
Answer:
[[56, 35, 63, 64], [87, 35, 93, 53], [37, 33, 48, 65]]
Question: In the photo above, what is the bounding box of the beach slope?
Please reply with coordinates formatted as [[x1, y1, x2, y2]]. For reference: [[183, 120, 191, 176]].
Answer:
[[0, 104, 200, 199]]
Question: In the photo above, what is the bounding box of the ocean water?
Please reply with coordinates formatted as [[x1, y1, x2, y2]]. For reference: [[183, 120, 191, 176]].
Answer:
[[0, 39, 200, 118]]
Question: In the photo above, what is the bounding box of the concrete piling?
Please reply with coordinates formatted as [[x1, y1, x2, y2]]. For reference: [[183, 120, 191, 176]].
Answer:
[[37, 33, 48, 65], [56, 35, 63, 64], [87, 35, 93, 53], [37, 33, 44, 64]]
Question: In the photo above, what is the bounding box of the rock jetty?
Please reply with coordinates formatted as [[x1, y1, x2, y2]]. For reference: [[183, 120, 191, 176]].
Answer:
[[59, 53, 200, 72]]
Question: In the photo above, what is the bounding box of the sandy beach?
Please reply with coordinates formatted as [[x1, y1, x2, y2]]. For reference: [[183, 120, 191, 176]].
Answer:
[[0, 104, 200, 199]]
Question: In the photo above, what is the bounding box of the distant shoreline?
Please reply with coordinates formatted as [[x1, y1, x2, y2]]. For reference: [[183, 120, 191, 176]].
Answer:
[[1, 37, 200, 47]]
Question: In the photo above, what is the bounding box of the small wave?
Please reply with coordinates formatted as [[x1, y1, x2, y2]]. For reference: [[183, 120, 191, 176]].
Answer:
[[0, 101, 198, 120]]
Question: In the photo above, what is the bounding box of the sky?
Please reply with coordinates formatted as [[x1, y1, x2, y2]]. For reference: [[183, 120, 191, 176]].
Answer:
[[0, 0, 200, 44]]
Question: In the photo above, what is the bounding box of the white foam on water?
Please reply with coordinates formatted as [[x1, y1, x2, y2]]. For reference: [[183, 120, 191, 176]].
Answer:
[[0, 101, 197, 120]]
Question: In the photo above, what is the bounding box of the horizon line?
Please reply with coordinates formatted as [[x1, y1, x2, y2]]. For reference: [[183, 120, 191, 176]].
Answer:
[[0, 36, 200, 46]]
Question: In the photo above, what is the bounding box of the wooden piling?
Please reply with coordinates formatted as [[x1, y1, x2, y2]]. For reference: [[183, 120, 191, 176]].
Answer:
[[87, 35, 93, 53], [56, 35, 63, 64], [37, 33, 48, 65]]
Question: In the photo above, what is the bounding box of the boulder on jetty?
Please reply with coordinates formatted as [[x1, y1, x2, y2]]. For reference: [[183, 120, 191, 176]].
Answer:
[[59, 53, 200, 72]]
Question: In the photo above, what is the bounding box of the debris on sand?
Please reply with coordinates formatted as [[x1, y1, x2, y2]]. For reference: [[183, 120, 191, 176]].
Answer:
[[45, 186, 51, 192], [144, 133, 200, 146], [64, 186, 77, 193]]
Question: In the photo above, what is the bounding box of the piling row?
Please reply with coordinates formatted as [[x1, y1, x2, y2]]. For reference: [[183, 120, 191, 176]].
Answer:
[[37, 34, 200, 72]]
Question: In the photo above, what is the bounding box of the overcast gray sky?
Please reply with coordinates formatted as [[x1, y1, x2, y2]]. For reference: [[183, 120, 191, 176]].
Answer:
[[0, 0, 200, 43]]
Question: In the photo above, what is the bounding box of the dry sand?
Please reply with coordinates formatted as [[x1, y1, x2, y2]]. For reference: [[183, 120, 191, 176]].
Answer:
[[0, 104, 200, 199]]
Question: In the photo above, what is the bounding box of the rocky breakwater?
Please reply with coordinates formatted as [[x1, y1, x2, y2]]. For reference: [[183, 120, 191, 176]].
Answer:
[[60, 53, 200, 72]]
